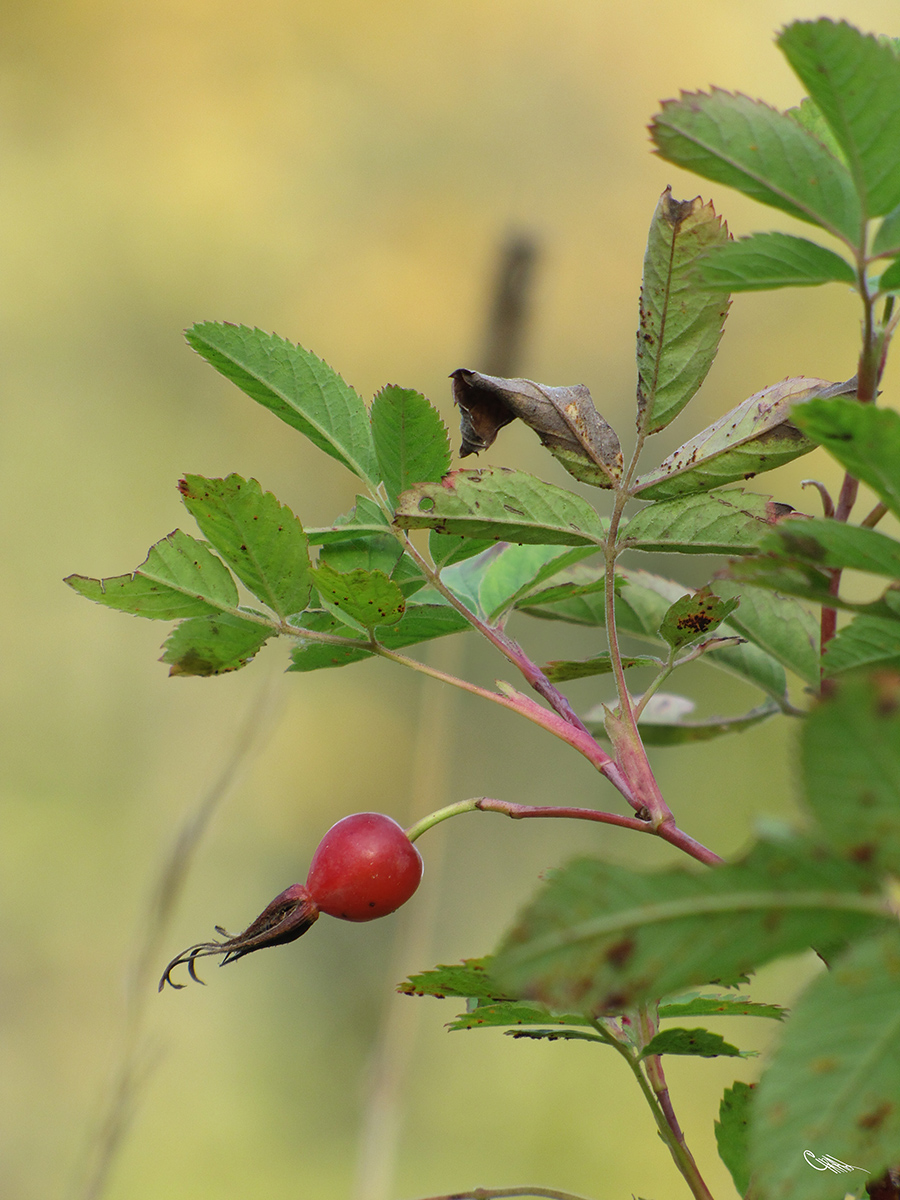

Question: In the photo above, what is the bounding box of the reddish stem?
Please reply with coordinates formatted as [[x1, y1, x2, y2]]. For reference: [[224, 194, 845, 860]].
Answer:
[[475, 799, 723, 866]]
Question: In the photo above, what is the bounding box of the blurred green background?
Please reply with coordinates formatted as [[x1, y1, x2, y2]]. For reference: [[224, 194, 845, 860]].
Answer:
[[4, 2, 900, 1198]]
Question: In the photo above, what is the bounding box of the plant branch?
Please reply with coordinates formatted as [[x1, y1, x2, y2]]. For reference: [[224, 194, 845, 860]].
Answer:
[[403, 796, 723, 867]]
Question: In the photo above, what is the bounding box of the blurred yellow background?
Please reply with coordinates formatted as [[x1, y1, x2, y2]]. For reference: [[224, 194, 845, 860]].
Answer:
[[4, 2, 899, 1199]]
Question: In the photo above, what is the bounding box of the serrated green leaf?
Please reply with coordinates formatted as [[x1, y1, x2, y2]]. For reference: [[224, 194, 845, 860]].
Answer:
[[793, 397, 900, 519], [397, 958, 508, 1000], [65, 529, 238, 620], [624, 489, 779, 555], [541, 653, 661, 683], [370, 385, 450, 507], [752, 930, 900, 1200], [636, 189, 730, 434], [476, 544, 599, 624], [311, 563, 405, 633], [185, 322, 378, 484], [394, 467, 608, 546], [633, 377, 854, 501], [823, 614, 900, 675], [873, 201, 900, 256], [640, 1027, 747, 1059], [803, 672, 900, 873], [160, 612, 273, 676], [286, 603, 470, 672], [448, 1001, 593, 1032], [699, 232, 855, 291], [658, 587, 739, 651], [715, 1082, 755, 1197], [178, 474, 312, 618], [659, 993, 786, 1020], [493, 838, 891, 1015], [650, 89, 862, 243], [878, 256, 900, 293], [779, 20, 900, 217], [715, 580, 820, 686]]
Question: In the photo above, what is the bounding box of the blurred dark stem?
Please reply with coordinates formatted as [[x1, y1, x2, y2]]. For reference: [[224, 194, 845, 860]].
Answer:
[[71, 675, 281, 1200], [479, 233, 540, 378]]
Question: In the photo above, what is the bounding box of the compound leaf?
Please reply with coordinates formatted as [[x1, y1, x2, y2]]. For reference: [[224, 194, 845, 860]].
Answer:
[[650, 89, 862, 243], [185, 322, 379, 485], [637, 188, 730, 434], [370, 385, 450, 507]]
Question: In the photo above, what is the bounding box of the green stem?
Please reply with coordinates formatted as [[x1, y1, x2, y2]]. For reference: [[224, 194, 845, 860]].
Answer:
[[587, 1015, 714, 1200]]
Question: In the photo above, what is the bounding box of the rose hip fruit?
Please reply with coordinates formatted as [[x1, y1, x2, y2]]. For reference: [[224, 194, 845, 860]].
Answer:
[[305, 812, 423, 921], [160, 811, 422, 989]]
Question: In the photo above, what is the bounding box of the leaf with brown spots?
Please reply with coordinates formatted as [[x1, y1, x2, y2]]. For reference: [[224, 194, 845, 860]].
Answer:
[[492, 837, 892, 1016], [752, 930, 900, 1200], [179, 473, 313, 618], [636, 187, 731, 434], [310, 562, 405, 634], [633, 376, 857, 500], [658, 586, 739, 651]]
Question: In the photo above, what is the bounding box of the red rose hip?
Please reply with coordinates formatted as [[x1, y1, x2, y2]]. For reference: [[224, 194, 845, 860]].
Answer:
[[306, 812, 423, 921]]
